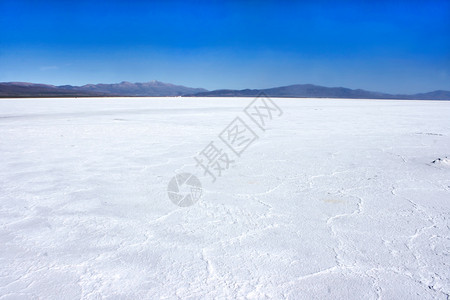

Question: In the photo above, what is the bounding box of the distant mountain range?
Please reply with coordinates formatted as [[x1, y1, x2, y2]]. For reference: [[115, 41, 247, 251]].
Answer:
[[1, 81, 449, 100], [188, 84, 450, 100], [0, 81, 206, 98]]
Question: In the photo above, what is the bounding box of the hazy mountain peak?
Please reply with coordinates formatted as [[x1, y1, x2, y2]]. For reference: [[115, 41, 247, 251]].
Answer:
[[64, 80, 207, 97]]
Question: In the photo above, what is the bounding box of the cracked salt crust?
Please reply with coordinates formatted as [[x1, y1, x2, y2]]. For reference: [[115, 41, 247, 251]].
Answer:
[[0, 97, 449, 299]]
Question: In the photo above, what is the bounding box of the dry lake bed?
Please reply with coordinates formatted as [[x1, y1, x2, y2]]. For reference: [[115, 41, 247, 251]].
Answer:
[[0, 97, 449, 299]]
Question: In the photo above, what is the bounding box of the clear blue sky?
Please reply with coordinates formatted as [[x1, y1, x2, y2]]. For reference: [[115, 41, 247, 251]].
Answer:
[[0, 0, 449, 93]]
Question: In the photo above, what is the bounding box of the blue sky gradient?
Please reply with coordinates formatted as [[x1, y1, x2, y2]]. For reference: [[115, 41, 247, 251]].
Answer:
[[0, 0, 449, 93]]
